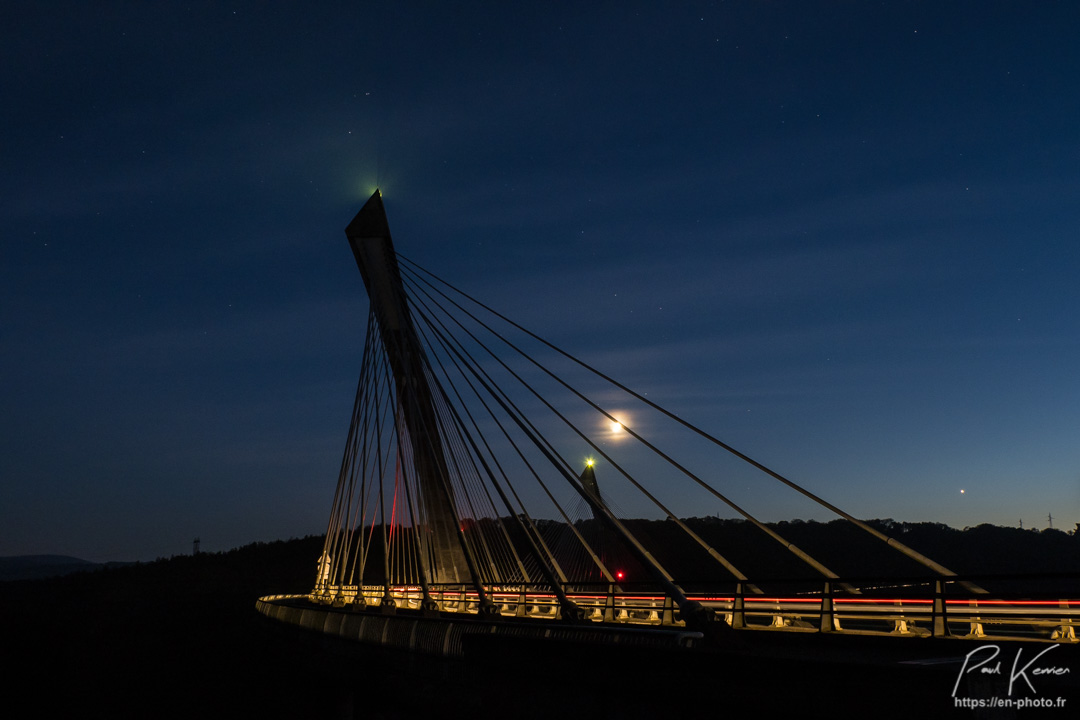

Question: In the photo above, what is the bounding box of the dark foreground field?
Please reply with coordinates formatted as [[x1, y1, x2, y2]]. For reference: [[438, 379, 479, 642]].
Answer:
[[2, 531, 1078, 719]]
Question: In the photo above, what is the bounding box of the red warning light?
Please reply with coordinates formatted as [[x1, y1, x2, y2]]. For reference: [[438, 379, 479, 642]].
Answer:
[[616, 571, 625, 580]]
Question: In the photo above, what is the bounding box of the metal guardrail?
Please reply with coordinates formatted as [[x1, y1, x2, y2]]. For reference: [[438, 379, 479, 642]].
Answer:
[[309, 573, 1080, 643]]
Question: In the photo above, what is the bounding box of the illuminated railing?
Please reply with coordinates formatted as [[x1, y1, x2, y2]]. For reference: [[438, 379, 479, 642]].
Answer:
[[307, 572, 1080, 642]]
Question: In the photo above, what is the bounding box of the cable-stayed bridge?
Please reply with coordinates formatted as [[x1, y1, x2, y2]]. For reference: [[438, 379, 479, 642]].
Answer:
[[258, 190, 1078, 662]]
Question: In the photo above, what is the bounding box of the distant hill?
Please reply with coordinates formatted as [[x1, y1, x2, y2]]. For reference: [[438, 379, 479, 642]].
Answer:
[[0, 554, 132, 582]]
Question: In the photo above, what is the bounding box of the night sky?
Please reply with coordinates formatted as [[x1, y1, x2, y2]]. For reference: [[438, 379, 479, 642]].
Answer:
[[3, 2, 1078, 562]]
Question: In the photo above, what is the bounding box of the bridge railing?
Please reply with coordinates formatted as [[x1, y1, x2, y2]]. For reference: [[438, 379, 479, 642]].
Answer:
[[312, 571, 1079, 642], [683, 571, 1080, 641]]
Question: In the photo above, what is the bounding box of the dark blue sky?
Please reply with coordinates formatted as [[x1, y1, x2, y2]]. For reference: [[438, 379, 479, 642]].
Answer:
[[2, 2, 1078, 561]]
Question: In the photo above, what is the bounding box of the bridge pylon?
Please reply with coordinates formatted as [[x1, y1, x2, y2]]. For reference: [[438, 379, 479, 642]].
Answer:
[[345, 189, 472, 586]]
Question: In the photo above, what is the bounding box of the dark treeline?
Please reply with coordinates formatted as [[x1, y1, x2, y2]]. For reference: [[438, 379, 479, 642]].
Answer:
[[346, 517, 1080, 588], [623, 517, 1080, 583], [2, 523, 1077, 717]]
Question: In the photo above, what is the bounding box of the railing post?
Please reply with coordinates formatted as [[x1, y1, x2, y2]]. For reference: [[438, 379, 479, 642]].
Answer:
[[932, 579, 951, 637], [515, 588, 527, 618], [819, 581, 835, 633], [1052, 600, 1076, 642], [967, 598, 984, 638], [603, 583, 615, 623], [661, 596, 675, 625], [478, 585, 500, 618], [730, 582, 746, 629]]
